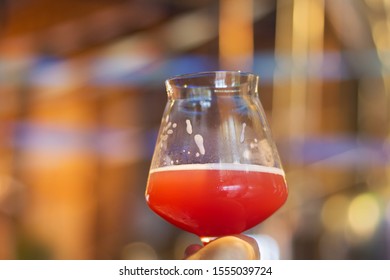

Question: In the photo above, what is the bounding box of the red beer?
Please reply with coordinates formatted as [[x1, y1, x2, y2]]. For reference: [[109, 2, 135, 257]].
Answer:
[[146, 163, 287, 238]]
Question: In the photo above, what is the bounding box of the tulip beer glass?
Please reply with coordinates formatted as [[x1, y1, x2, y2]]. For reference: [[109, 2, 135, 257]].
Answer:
[[145, 71, 288, 244]]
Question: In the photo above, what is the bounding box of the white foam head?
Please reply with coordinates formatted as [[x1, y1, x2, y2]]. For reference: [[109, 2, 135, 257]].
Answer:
[[150, 163, 285, 176]]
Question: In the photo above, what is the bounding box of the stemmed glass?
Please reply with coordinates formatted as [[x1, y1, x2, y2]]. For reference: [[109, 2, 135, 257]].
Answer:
[[145, 71, 288, 244]]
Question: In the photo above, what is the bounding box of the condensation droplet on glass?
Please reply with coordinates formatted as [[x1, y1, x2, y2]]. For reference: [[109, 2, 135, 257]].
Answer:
[[186, 119, 193, 135], [173, 123, 177, 128], [258, 139, 275, 166], [240, 122, 246, 143], [167, 129, 173, 135], [194, 134, 205, 155], [243, 149, 251, 159], [250, 142, 258, 149], [196, 152, 200, 157]]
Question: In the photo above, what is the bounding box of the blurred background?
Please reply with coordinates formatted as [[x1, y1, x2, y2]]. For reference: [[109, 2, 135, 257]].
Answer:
[[0, 0, 389, 260]]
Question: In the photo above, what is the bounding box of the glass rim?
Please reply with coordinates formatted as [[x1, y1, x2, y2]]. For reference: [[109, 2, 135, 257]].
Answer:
[[166, 70, 258, 80], [165, 70, 259, 90]]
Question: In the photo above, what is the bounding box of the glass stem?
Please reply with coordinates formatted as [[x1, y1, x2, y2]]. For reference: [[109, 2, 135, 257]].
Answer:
[[200, 236, 217, 245]]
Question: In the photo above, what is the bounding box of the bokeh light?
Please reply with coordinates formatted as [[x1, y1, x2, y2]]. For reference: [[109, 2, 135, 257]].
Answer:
[[347, 193, 381, 242]]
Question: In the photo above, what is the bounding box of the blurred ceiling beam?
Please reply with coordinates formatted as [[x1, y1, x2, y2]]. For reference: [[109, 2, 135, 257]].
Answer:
[[325, 0, 381, 77], [0, 1, 277, 93], [219, 0, 254, 70], [361, 0, 390, 207], [326, 0, 373, 50], [272, 0, 325, 152], [326, 0, 389, 138], [0, 1, 168, 57], [326, 0, 390, 209], [218, 0, 276, 70]]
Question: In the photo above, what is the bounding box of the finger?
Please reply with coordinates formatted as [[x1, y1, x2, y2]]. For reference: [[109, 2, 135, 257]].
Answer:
[[183, 244, 203, 259], [185, 235, 260, 260]]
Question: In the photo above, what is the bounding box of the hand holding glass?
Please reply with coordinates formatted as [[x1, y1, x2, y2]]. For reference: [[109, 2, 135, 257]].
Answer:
[[145, 71, 288, 244]]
